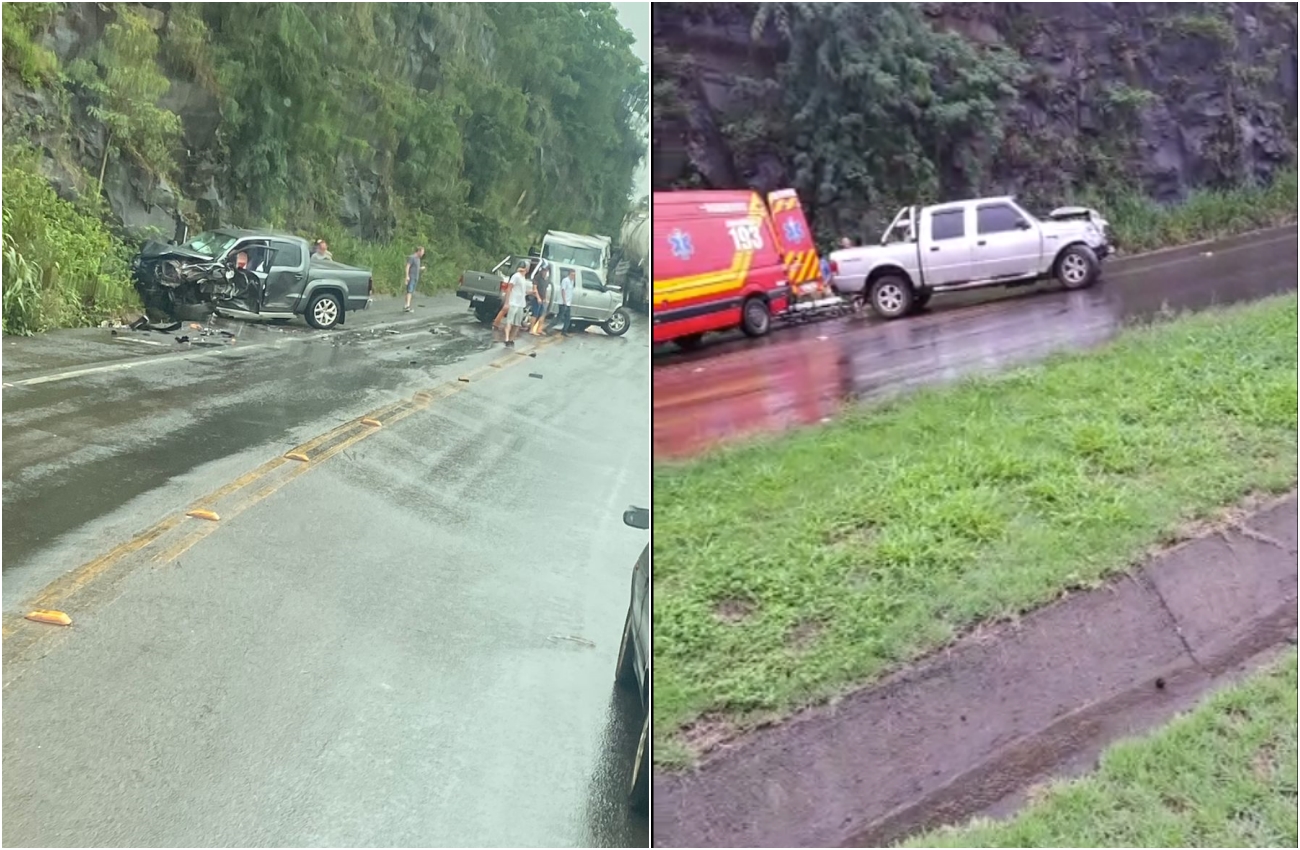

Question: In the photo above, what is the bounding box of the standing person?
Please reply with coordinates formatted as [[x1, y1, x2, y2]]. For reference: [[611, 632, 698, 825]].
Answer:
[[838, 236, 853, 250], [530, 263, 551, 335], [503, 262, 534, 348], [556, 268, 576, 335], [312, 239, 333, 261], [403, 246, 425, 313]]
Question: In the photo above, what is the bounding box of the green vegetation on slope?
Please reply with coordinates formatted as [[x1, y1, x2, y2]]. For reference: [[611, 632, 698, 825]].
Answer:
[[653, 2, 1297, 246], [2, 2, 647, 332], [909, 650, 1298, 848], [653, 294, 1298, 765], [2, 149, 137, 335]]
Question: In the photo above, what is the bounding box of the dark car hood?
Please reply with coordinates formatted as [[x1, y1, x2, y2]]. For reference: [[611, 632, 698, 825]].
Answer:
[[137, 240, 214, 262]]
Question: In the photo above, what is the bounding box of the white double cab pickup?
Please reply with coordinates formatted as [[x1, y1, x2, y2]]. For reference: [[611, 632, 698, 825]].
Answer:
[[828, 197, 1114, 318]]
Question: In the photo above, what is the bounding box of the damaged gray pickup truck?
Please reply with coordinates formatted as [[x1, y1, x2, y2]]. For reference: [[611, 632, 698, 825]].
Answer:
[[131, 230, 373, 330]]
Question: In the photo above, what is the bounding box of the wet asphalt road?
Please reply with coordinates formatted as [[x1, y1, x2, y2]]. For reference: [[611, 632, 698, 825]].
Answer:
[[2, 298, 651, 847], [653, 226, 1298, 459]]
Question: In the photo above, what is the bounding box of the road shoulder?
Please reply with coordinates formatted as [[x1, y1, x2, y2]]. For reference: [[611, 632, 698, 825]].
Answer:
[[651, 494, 1299, 848]]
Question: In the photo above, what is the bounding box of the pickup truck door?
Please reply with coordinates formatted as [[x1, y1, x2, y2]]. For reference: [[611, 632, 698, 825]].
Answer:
[[263, 239, 307, 311], [919, 206, 974, 286], [227, 239, 271, 309], [973, 202, 1042, 279], [573, 268, 616, 321]]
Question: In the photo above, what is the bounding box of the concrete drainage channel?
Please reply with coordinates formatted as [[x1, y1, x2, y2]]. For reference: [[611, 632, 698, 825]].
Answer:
[[652, 494, 1299, 848]]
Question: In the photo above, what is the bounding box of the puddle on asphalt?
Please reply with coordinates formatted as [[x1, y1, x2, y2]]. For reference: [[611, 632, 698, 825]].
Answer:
[[654, 234, 1299, 460]]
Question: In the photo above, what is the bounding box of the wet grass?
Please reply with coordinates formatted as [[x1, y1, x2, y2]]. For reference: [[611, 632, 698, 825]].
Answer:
[[652, 294, 1298, 766], [1091, 167, 1297, 254], [907, 650, 1298, 848]]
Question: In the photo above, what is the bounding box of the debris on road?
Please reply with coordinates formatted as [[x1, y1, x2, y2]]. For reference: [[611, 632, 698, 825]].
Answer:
[[115, 337, 167, 347], [285, 452, 310, 463], [529, 373, 543, 379], [186, 509, 221, 521], [458, 376, 471, 382], [361, 418, 382, 427], [25, 609, 72, 626]]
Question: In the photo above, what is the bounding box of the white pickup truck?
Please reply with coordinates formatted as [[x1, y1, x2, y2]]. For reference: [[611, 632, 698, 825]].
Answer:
[[829, 197, 1113, 319]]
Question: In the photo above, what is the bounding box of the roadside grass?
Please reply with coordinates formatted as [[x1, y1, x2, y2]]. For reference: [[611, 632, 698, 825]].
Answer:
[[1093, 167, 1296, 254], [653, 294, 1298, 766], [907, 650, 1298, 848]]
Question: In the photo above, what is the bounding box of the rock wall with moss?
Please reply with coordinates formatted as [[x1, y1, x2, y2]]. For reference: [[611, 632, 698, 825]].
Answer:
[[1, 2, 647, 331], [652, 2, 1297, 242]]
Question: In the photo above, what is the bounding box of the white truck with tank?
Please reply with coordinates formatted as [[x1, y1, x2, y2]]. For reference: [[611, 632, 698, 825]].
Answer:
[[456, 230, 631, 336]]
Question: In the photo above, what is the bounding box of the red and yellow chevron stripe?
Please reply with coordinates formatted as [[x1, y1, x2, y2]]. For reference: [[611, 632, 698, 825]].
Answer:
[[784, 249, 821, 285]]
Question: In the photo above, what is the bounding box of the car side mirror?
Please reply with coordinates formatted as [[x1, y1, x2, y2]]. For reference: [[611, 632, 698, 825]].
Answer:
[[623, 506, 649, 530], [1016, 220, 1032, 230]]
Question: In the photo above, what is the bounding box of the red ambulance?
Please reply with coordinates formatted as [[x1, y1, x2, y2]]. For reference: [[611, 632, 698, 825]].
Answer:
[[653, 189, 823, 349]]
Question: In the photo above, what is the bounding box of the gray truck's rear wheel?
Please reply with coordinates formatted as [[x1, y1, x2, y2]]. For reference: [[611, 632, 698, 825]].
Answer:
[[630, 716, 649, 812], [306, 291, 343, 330], [869, 275, 914, 319], [1055, 244, 1100, 290], [740, 297, 771, 337], [473, 301, 497, 324]]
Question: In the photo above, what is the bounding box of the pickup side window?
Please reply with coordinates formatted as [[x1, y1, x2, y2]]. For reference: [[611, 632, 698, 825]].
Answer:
[[269, 240, 303, 268], [977, 204, 1028, 235], [930, 209, 965, 241], [580, 270, 604, 291]]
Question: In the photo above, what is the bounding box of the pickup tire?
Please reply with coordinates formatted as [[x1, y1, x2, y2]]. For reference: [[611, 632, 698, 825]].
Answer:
[[740, 296, 771, 337], [603, 307, 631, 336], [305, 291, 343, 330], [1055, 244, 1100, 290], [615, 612, 639, 690], [630, 717, 649, 812], [473, 301, 497, 325], [869, 274, 915, 319]]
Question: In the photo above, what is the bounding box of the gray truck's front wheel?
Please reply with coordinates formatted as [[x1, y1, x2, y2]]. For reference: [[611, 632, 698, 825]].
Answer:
[[306, 291, 343, 330], [603, 307, 631, 336], [869, 275, 914, 319]]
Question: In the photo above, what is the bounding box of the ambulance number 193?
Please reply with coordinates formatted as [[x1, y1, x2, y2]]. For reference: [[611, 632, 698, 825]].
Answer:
[[726, 219, 765, 253]]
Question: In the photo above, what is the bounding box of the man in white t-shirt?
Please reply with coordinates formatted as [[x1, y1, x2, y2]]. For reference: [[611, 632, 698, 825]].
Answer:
[[504, 262, 534, 347], [556, 268, 577, 335]]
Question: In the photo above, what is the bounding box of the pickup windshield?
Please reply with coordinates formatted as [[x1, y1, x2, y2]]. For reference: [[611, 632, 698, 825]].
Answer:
[[542, 241, 602, 270], [183, 231, 239, 258]]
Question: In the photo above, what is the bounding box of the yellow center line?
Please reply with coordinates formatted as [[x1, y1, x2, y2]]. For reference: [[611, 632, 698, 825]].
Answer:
[[5, 334, 564, 648]]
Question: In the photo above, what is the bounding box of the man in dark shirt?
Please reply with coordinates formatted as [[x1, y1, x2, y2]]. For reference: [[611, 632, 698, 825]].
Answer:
[[530, 263, 551, 336]]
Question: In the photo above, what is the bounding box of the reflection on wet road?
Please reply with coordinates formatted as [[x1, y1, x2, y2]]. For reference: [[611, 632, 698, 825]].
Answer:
[[2, 304, 650, 847], [655, 227, 1298, 459]]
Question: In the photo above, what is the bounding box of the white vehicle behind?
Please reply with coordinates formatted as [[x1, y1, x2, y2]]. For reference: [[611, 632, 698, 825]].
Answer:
[[828, 197, 1113, 319]]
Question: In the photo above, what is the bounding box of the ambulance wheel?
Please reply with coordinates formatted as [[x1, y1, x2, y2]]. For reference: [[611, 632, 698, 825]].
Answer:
[[676, 333, 704, 351], [740, 297, 771, 337], [869, 275, 914, 320]]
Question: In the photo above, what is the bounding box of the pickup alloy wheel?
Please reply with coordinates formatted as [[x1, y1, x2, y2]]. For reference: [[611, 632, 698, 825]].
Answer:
[[603, 306, 631, 336], [306, 291, 343, 330], [870, 275, 914, 319], [1056, 244, 1100, 290]]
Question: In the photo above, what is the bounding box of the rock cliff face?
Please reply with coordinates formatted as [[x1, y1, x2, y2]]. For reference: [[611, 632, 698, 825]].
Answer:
[[653, 2, 1297, 207]]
